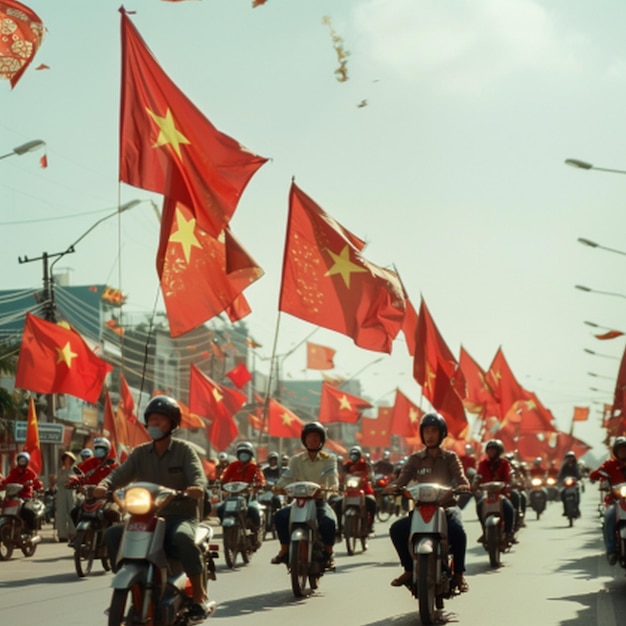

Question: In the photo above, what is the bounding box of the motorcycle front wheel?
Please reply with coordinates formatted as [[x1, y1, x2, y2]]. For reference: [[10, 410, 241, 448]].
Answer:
[[0, 523, 14, 560], [290, 538, 310, 598], [223, 525, 237, 569], [376, 496, 392, 523], [417, 552, 437, 625], [486, 525, 501, 568], [107, 586, 146, 626], [74, 527, 95, 577], [21, 535, 37, 557], [345, 514, 359, 556]]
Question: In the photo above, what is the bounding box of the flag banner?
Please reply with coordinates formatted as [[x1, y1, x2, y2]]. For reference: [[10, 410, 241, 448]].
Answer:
[[15, 313, 112, 404], [390, 389, 422, 437], [595, 330, 624, 340], [279, 182, 406, 353], [361, 406, 393, 447], [24, 397, 42, 475], [459, 347, 499, 419], [572, 406, 590, 422], [318, 381, 372, 423], [486, 347, 532, 419], [226, 363, 253, 388], [119, 9, 267, 238], [306, 341, 336, 370]]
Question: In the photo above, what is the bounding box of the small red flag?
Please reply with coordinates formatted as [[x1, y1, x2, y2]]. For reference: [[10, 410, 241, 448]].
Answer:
[[318, 382, 372, 424], [102, 391, 119, 460], [390, 389, 422, 437], [573, 406, 590, 422], [119, 10, 267, 238], [360, 406, 393, 447], [24, 397, 42, 476], [15, 313, 112, 404], [306, 342, 336, 370], [226, 363, 252, 388], [279, 183, 406, 353], [595, 330, 624, 340], [39, 153, 47, 168]]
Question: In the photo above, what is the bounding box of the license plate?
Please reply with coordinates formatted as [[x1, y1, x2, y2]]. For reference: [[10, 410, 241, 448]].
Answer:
[[225, 500, 239, 512]]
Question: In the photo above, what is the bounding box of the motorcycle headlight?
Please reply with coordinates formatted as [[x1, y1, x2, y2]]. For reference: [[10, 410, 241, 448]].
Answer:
[[124, 487, 152, 515], [531, 478, 542, 487], [618, 486, 626, 499]]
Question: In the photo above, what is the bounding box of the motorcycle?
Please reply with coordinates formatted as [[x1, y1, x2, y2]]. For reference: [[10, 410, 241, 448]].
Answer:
[[220, 481, 263, 568], [0, 483, 45, 560], [562, 477, 580, 527], [528, 477, 548, 520], [106, 482, 218, 626], [72, 484, 120, 577], [373, 474, 394, 522], [400, 483, 466, 626], [478, 481, 511, 568], [257, 480, 283, 541], [283, 480, 332, 598], [342, 475, 370, 555], [599, 477, 626, 568], [545, 476, 559, 501]]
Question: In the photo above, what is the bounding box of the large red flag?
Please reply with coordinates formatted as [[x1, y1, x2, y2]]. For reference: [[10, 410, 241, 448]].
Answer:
[[459, 347, 499, 419], [501, 393, 555, 433], [24, 397, 42, 476], [430, 361, 469, 438], [279, 183, 406, 354], [189, 364, 245, 451], [401, 295, 418, 357], [15, 313, 112, 404], [0, 0, 45, 88], [119, 9, 267, 238], [102, 391, 119, 460], [486, 347, 532, 419], [361, 406, 393, 447], [612, 345, 626, 419], [265, 397, 304, 438], [318, 382, 372, 424], [306, 342, 336, 370], [157, 198, 262, 336], [390, 389, 422, 437]]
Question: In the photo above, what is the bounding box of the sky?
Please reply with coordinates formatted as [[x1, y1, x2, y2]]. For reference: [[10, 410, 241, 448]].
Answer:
[[1, 0, 625, 457]]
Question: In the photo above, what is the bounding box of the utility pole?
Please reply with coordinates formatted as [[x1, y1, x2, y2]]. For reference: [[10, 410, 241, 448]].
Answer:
[[17, 248, 75, 479]]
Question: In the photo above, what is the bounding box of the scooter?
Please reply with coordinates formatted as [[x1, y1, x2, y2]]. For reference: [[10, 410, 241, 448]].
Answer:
[[478, 481, 511, 568], [528, 477, 548, 520], [401, 483, 466, 626], [562, 477, 580, 527], [599, 477, 626, 569], [342, 475, 370, 555], [106, 482, 218, 626], [257, 480, 283, 541], [373, 473, 393, 522], [0, 483, 44, 560]]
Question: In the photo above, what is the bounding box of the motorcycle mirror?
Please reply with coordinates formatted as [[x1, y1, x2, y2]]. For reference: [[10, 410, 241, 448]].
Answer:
[[73, 466, 84, 476], [105, 458, 116, 466]]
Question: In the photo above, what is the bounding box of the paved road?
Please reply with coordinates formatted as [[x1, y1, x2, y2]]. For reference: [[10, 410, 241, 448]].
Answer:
[[0, 486, 624, 625]]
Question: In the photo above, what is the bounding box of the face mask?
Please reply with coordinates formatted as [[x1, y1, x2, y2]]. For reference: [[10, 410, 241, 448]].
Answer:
[[349, 453, 360, 462], [238, 452, 252, 463], [17, 458, 28, 467], [94, 448, 107, 459], [147, 426, 166, 441]]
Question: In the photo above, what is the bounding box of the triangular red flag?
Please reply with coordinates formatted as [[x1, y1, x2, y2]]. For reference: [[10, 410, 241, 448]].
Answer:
[[24, 397, 42, 476]]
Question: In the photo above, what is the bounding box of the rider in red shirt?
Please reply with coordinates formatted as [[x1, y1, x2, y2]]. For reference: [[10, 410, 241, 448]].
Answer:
[[340, 446, 376, 535], [0, 451, 43, 531]]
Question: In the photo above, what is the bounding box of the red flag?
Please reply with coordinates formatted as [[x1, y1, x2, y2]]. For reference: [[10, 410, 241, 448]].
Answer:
[[248, 412, 268, 433], [39, 153, 47, 168], [612, 345, 626, 418], [501, 393, 555, 433], [573, 406, 590, 422], [263, 397, 304, 438], [119, 9, 267, 238], [318, 382, 372, 424], [15, 313, 112, 404], [595, 330, 624, 340], [486, 347, 532, 419], [361, 406, 393, 447], [390, 389, 422, 437], [189, 363, 245, 451], [102, 391, 119, 460], [306, 342, 336, 370], [0, 0, 45, 88], [430, 361, 469, 438], [157, 198, 262, 336], [279, 183, 406, 354], [401, 295, 418, 357], [459, 347, 499, 419], [24, 397, 42, 476], [226, 363, 253, 389]]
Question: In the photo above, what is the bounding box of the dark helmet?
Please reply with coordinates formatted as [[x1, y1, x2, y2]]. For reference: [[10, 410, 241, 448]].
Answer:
[[301, 421, 327, 450], [268, 451, 279, 463], [143, 395, 181, 430], [419, 412, 448, 446], [613, 437, 626, 458], [486, 439, 505, 456]]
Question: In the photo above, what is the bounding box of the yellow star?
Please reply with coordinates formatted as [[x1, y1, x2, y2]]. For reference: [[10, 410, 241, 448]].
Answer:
[[409, 407, 420, 423], [324, 245, 367, 288], [56, 342, 77, 368], [146, 108, 190, 159], [491, 369, 502, 383], [338, 394, 352, 411], [212, 388, 223, 403], [424, 362, 437, 394], [169, 209, 202, 263], [281, 411, 293, 426]]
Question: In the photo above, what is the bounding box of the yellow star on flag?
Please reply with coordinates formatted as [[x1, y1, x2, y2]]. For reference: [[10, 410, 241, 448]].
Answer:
[[146, 107, 190, 159], [281, 411, 293, 426], [338, 394, 352, 411], [424, 362, 437, 394], [56, 342, 77, 367], [324, 245, 367, 288], [409, 408, 420, 424], [212, 387, 223, 403], [169, 209, 202, 263]]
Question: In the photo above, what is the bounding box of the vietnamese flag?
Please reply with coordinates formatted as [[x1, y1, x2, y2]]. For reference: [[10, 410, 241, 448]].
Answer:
[[459, 347, 499, 419], [306, 342, 336, 370], [318, 382, 372, 424], [158, 198, 262, 336], [15, 313, 112, 404], [572, 406, 590, 422], [279, 183, 406, 354], [486, 347, 532, 419], [119, 9, 267, 238], [401, 294, 418, 357], [361, 406, 393, 447], [189, 363, 245, 451], [390, 389, 422, 437], [266, 397, 304, 438], [24, 397, 42, 476], [612, 345, 626, 419], [226, 363, 253, 389], [102, 391, 119, 460]]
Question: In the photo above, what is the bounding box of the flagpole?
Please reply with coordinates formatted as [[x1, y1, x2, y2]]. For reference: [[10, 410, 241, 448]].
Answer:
[[258, 312, 283, 451]]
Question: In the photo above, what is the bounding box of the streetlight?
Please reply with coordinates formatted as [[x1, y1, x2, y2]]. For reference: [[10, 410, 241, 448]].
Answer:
[[577, 237, 626, 257], [583, 348, 620, 360], [0, 139, 46, 160], [565, 158, 626, 175], [575, 285, 626, 299], [588, 372, 615, 381]]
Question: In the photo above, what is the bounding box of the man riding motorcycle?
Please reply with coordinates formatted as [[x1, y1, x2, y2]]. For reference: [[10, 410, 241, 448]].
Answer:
[[387, 412, 470, 593], [473, 439, 516, 545], [373, 450, 395, 477], [557, 451, 582, 518], [94, 395, 214, 622], [216, 441, 265, 547], [589, 437, 626, 565], [529, 457, 546, 480], [0, 451, 43, 533], [271, 421, 338, 568]]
